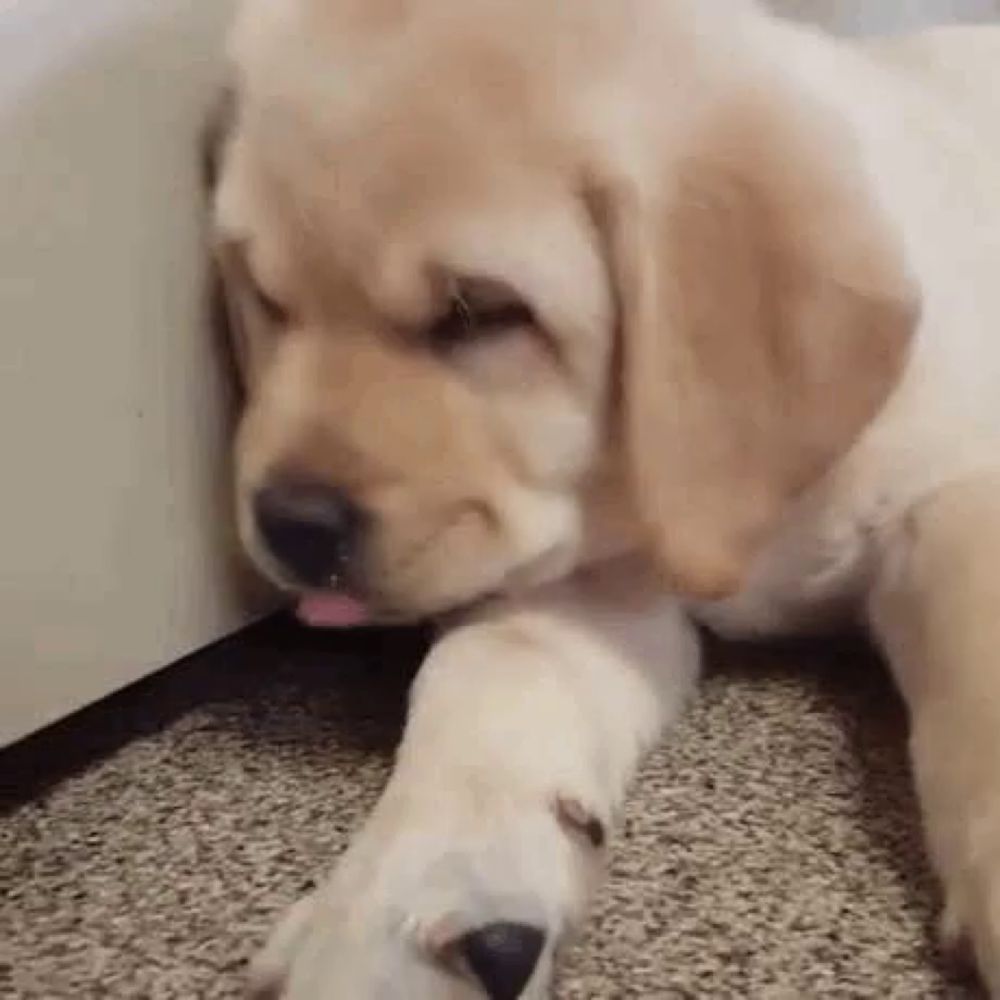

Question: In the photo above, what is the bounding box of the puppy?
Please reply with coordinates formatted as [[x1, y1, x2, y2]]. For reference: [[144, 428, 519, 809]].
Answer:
[[207, 0, 1000, 995]]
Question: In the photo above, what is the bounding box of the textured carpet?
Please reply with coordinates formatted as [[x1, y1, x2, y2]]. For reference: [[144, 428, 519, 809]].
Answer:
[[0, 619, 982, 998]]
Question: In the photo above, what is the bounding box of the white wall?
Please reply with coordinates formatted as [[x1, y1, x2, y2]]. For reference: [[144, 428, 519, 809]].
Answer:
[[770, 0, 999, 34], [0, 0, 267, 745]]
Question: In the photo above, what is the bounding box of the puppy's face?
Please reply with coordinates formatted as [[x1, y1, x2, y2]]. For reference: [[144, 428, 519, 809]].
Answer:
[[211, 0, 917, 622], [212, 1, 624, 621]]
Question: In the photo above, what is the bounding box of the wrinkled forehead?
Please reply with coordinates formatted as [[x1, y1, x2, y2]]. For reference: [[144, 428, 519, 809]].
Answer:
[[215, 0, 620, 323], [215, 108, 604, 335]]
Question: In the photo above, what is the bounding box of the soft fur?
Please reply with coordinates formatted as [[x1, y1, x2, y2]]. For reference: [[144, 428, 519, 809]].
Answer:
[[208, 0, 1000, 995]]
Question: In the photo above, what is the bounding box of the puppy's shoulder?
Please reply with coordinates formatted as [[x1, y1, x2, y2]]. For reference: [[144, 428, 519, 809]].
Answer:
[[863, 24, 1000, 118]]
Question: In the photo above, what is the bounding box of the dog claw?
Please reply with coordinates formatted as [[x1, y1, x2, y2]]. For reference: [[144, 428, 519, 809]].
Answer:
[[554, 795, 606, 849]]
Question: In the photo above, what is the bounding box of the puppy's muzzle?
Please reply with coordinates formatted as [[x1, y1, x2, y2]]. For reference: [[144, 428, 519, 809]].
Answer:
[[253, 477, 366, 589]]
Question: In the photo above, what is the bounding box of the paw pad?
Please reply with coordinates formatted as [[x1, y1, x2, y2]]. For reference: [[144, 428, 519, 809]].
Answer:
[[456, 922, 545, 1000]]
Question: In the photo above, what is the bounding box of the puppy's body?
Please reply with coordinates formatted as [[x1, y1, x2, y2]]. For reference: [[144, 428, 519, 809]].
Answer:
[[699, 24, 1000, 639], [211, 4, 1000, 996]]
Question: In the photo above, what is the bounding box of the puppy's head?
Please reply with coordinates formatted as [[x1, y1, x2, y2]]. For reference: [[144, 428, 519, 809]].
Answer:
[[210, 0, 918, 623]]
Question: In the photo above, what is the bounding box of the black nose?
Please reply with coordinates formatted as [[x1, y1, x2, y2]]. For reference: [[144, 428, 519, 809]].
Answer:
[[253, 479, 364, 588]]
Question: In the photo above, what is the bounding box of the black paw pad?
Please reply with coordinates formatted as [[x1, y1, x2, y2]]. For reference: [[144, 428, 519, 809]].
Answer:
[[457, 921, 545, 1000]]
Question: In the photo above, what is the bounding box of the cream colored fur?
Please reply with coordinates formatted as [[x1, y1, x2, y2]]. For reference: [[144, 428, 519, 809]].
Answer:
[[210, 2, 1000, 996]]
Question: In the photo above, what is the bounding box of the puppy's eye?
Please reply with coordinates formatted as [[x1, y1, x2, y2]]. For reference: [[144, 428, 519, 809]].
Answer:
[[428, 281, 534, 350], [251, 280, 290, 326]]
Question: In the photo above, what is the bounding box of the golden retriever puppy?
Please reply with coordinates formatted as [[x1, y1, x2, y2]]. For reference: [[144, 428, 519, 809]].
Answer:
[[208, 0, 1000, 995]]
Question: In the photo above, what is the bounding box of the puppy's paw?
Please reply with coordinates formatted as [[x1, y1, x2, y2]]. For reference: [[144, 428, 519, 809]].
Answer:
[[926, 797, 1000, 996], [248, 790, 606, 999], [938, 858, 1000, 994]]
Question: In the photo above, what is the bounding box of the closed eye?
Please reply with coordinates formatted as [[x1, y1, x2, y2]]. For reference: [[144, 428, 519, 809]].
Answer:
[[250, 278, 290, 326], [428, 276, 534, 350]]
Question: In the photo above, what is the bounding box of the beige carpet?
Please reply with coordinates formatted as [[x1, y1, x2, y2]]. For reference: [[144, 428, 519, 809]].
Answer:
[[0, 620, 982, 998]]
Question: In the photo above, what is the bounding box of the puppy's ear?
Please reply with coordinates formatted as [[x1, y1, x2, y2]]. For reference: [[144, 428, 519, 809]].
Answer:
[[595, 94, 918, 599], [200, 85, 236, 195], [211, 243, 261, 396], [200, 87, 254, 395]]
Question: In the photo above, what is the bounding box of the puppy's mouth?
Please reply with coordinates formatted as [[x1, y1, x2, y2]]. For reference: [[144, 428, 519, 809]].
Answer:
[[291, 540, 571, 629], [287, 559, 489, 627], [293, 587, 495, 628], [295, 590, 374, 628]]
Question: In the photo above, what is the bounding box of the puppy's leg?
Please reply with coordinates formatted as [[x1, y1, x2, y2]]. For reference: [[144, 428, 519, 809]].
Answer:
[[250, 556, 700, 999], [870, 470, 1000, 994]]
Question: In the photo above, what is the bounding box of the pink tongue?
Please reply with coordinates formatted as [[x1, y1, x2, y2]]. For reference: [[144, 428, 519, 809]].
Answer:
[[296, 592, 371, 628]]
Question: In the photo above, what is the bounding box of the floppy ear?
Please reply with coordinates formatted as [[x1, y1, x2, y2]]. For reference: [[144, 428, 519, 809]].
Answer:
[[200, 85, 236, 195], [598, 96, 919, 599], [201, 87, 257, 394], [211, 243, 263, 394]]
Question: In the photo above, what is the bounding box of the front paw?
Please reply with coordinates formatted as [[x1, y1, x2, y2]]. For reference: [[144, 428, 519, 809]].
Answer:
[[938, 852, 1000, 995], [249, 790, 606, 999]]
